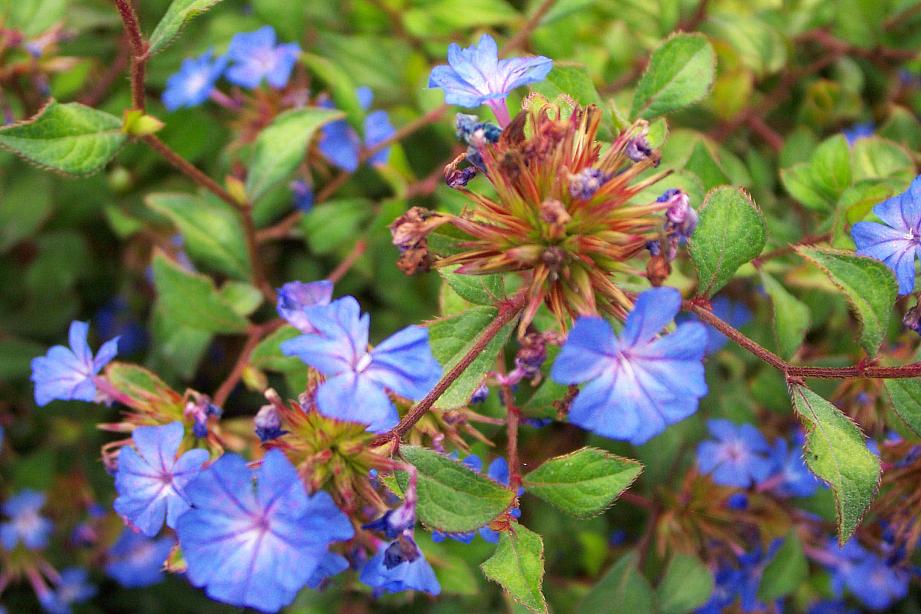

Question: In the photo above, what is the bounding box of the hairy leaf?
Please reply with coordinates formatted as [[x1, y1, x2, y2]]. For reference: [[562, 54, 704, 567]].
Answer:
[[631, 33, 716, 119], [0, 100, 124, 176], [480, 523, 546, 614], [522, 448, 642, 517], [149, 0, 226, 56], [789, 384, 880, 543], [396, 445, 514, 533]]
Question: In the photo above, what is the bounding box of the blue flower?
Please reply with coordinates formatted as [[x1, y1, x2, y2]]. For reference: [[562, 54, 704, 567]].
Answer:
[[0, 490, 52, 551], [360, 535, 440, 595], [163, 50, 226, 111], [428, 34, 552, 123], [696, 420, 773, 488], [281, 296, 442, 433], [41, 567, 97, 614], [113, 422, 208, 537], [225, 26, 300, 89], [306, 552, 350, 589], [824, 539, 910, 610], [843, 122, 874, 146], [94, 298, 146, 355], [290, 179, 314, 212], [276, 280, 334, 333], [176, 449, 353, 611], [318, 87, 395, 172], [696, 567, 743, 614], [105, 529, 174, 588], [550, 287, 708, 444], [851, 175, 921, 294], [31, 320, 119, 407], [766, 435, 821, 497]]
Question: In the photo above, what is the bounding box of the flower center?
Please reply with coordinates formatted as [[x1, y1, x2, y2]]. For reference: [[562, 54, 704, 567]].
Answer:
[[355, 353, 372, 373], [905, 229, 918, 243]]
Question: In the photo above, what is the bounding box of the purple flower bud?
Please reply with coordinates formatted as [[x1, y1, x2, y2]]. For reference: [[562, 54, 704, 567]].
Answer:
[[625, 134, 653, 162], [569, 168, 610, 200], [660, 189, 698, 241], [254, 404, 286, 442], [470, 383, 489, 404], [290, 179, 314, 212], [446, 166, 478, 189]]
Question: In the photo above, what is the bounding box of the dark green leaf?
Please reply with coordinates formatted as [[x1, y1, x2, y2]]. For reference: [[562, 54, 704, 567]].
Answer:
[[884, 379, 921, 438], [438, 265, 505, 305], [760, 272, 811, 359], [657, 554, 714, 614], [246, 106, 343, 202], [151, 252, 250, 334], [758, 532, 808, 601], [580, 552, 654, 613]]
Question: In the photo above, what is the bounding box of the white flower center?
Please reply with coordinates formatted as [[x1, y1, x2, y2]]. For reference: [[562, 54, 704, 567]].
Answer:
[[355, 353, 372, 373]]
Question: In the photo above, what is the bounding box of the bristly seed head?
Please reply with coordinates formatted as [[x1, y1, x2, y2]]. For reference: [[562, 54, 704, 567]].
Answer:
[[427, 100, 682, 333]]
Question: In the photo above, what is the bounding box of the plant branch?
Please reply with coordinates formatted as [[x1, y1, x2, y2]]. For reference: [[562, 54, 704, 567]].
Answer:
[[373, 291, 528, 445], [685, 301, 921, 379], [213, 320, 284, 407], [504, 0, 557, 52], [327, 238, 367, 283], [498, 369, 523, 492], [112, 0, 147, 110]]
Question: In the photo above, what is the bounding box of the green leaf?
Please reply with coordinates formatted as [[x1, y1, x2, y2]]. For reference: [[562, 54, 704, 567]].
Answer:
[[148, 0, 226, 56], [851, 137, 915, 183], [439, 266, 505, 306], [218, 282, 263, 317], [146, 193, 251, 279], [250, 325, 303, 372], [884, 379, 921, 437], [246, 106, 343, 203], [151, 252, 250, 334], [104, 361, 184, 417], [396, 445, 515, 533], [630, 33, 716, 120], [689, 187, 766, 297], [685, 141, 730, 190], [796, 246, 896, 356], [758, 532, 808, 601], [522, 448, 642, 517], [300, 198, 373, 255], [480, 524, 546, 614], [760, 272, 811, 359], [404, 0, 519, 37], [428, 306, 515, 408], [657, 554, 714, 614], [781, 136, 853, 212], [580, 552, 655, 613], [0, 100, 125, 176], [300, 53, 364, 130], [704, 14, 786, 77], [780, 164, 834, 212], [789, 384, 880, 543]]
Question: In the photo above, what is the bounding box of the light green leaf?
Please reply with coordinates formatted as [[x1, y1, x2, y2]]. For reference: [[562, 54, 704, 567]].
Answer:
[[689, 187, 766, 297], [480, 523, 546, 614], [146, 193, 251, 279], [218, 282, 263, 317], [851, 137, 915, 183], [246, 106, 343, 203], [404, 0, 519, 37], [758, 532, 808, 601], [580, 552, 654, 613], [796, 246, 896, 356], [631, 33, 715, 120], [704, 14, 786, 76], [104, 361, 185, 417], [428, 306, 515, 408], [151, 252, 250, 334], [148, 0, 226, 56], [0, 100, 124, 176], [522, 448, 642, 517], [761, 272, 810, 359], [300, 198, 373, 255], [396, 445, 515, 533], [250, 325, 303, 372], [657, 554, 714, 614], [439, 266, 505, 306], [884, 379, 921, 437], [789, 384, 880, 543], [780, 164, 834, 212], [781, 136, 853, 212]]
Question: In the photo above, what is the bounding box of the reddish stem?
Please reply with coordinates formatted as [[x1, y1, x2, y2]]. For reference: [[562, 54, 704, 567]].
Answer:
[[213, 320, 284, 407], [112, 0, 147, 110], [373, 291, 527, 445], [327, 238, 367, 283]]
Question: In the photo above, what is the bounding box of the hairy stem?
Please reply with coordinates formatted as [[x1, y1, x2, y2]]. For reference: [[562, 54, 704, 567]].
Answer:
[[498, 371, 522, 492], [374, 291, 528, 444], [112, 0, 147, 110], [686, 301, 921, 380]]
